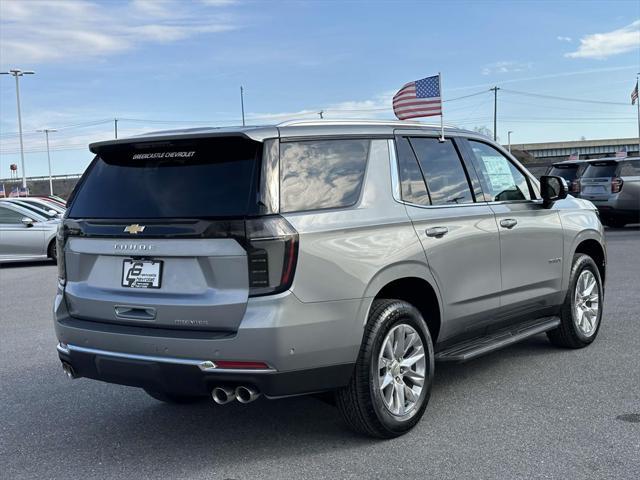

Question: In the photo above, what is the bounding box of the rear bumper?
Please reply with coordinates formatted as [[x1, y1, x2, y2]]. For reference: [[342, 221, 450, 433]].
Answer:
[[56, 342, 353, 398], [54, 287, 367, 397]]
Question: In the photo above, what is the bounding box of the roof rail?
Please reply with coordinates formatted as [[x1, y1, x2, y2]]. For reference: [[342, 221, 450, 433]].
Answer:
[[276, 118, 459, 128]]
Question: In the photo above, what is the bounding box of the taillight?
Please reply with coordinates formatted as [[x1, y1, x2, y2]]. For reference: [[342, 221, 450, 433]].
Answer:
[[56, 219, 81, 287], [570, 179, 580, 193], [56, 223, 67, 286], [611, 177, 623, 193], [245, 215, 298, 296]]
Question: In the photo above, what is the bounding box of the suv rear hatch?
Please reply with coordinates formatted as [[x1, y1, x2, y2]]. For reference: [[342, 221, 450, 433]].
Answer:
[[59, 135, 297, 332], [580, 161, 619, 200]]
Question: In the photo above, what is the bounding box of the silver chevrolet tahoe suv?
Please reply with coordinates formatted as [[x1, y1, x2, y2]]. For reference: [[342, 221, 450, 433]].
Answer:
[[54, 120, 606, 438]]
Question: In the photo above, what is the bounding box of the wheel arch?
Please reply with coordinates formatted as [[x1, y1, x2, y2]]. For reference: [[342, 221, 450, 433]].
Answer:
[[573, 237, 606, 285], [363, 263, 443, 344]]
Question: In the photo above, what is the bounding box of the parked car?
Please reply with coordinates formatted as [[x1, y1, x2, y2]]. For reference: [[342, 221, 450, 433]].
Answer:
[[0, 201, 59, 263], [54, 121, 606, 438], [1, 198, 60, 221], [546, 159, 588, 196], [580, 157, 640, 228], [2, 197, 65, 216]]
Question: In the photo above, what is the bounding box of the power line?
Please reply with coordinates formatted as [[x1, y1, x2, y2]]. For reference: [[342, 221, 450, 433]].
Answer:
[[501, 88, 630, 106]]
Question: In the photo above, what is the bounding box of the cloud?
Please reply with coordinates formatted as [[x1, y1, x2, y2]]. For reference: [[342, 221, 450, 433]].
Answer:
[[0, 0, 238, 64], [557, 36, 572, 42], [481, 61, 533, 76], [566, 20, 640, 59]]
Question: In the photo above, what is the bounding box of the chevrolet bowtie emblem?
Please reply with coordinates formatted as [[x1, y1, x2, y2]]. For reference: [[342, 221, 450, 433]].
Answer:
[[124, 224, 145, 234]]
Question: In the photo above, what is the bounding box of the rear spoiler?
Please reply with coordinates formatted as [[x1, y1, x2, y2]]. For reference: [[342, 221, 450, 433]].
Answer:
[[89, 126, 279, 154]]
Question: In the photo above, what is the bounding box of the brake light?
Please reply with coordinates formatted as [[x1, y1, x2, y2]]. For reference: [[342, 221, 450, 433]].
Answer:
[[611, 177, 623, 193], [245, 215, 298, 296], [570, 179, 580, 193], [56, 219, 81, 287], [56, 224, 68, 286]]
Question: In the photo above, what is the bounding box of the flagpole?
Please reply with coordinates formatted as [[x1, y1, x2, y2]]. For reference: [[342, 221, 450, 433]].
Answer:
[[438, 72, 444, 142], [636, 74, 639, 157]]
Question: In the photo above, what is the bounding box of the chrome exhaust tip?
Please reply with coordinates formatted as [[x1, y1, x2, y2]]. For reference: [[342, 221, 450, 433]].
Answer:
[[211, 386, 235, 405], [61, 362, 76, 379], [235, 385, 260, 404]]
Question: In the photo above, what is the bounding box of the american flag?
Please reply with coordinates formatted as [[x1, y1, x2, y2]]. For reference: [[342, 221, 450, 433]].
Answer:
[[9, 186, 20, 197], [568, 152, 580, 161], [632, 81, 638, 105], [615, 147, 627, 158], [0, 184, 5, 198], [393, 75, 442, 120]]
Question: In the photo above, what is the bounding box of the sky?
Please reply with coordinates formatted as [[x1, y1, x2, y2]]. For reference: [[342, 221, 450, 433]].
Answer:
[[1, 0, 639, 178]]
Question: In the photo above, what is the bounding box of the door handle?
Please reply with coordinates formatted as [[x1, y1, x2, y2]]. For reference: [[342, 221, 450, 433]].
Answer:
[[500, 218, 518, 229], [425, 226, 449, 238]]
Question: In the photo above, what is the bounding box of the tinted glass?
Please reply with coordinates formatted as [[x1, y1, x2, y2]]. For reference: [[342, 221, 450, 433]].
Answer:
[[396, 136, 430, 205], [620, 160, 640, 176], [68, 137, 261, 219], [0, 205, 24, 224], [548, 165, 579, 181], [12, 201, 57, 219], [468, 140, 531, 201], [280, 139, 369, 212], [583, 163, 618, 178], [409, 137, 473, 205]]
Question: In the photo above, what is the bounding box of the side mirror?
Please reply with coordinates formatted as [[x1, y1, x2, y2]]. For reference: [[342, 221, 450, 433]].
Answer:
[[21, 217, 35, 227], [540, 175, 568, 208]]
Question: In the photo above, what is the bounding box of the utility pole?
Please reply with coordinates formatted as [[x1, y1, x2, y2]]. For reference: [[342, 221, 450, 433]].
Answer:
[[318, 110, 324, 119], [490, 86, 500, 141], [636, 73, 640, 157], [240, 86, 245, 126], [508, 131, 513, 153], [1, 68, 35, 190], [37, 129, 57, 195], [114, 118, 118, 139]]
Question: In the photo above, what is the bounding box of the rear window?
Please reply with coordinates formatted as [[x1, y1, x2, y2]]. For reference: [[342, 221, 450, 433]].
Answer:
[[68, 137, 262, 219], [583, 163, 618, 178], [279, 139, 369, 212], [548, 165, 579, 181]]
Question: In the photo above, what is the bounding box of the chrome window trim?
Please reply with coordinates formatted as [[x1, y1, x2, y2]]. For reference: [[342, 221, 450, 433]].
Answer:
[[57, 343, 277, 373], [387, 139, 402, 203]]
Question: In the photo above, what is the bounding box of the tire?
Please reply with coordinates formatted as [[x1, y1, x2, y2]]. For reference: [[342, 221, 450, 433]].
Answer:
[[143, 388, 206, 404], [547, 254, 603, 349], [336, 299, 435, 438], [47, 240, 57, 261]]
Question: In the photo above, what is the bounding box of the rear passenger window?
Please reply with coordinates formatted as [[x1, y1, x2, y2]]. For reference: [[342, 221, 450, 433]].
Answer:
[[409, 137, 474, 205], [280, 139, 369, 212], [620, 160, 640, 176], [468, 141, 532, 201], [395, 136, 430, 205]]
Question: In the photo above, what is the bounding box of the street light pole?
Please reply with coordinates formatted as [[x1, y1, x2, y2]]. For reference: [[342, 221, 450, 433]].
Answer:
[[37, 129, 57, 195], [1, 69, 35, 191], [508, 130, 513, 153]]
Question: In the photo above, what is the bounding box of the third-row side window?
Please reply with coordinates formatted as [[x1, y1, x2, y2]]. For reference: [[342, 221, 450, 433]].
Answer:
[[280, 139, 370, 213]]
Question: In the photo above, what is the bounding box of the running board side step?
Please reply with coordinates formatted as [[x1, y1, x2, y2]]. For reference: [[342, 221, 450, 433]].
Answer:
[[435, 316, 561, 363]]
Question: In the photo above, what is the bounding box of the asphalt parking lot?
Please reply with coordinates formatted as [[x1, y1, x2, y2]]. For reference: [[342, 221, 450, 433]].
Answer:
[[1, 228, 639, 480]]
